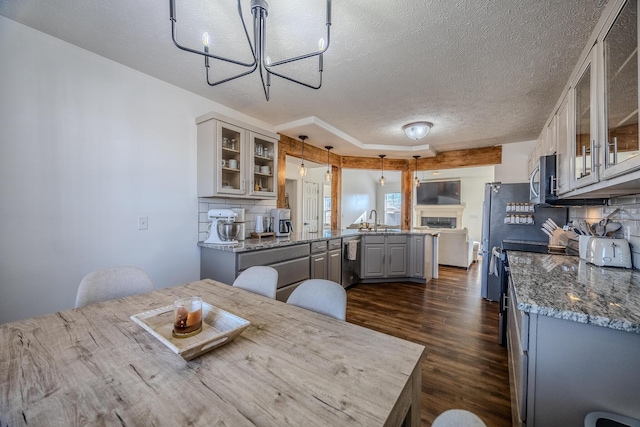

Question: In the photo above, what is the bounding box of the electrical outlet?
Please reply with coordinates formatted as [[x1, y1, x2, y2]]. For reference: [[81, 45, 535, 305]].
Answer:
[[138, 216, 148, 230]]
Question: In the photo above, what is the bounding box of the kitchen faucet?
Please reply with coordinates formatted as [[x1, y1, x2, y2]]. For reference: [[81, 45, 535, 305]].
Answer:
[[369, 209, 378, 231]]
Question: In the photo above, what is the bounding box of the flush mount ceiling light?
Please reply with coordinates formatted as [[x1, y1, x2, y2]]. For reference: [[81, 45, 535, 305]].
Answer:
[[403, 122, 433, 140], [299, 135, 308, 177], [413, 155, 420, 187], [169, 0, 332, 101], [379, 155, 386, 186], [325, 146, 333, 182]]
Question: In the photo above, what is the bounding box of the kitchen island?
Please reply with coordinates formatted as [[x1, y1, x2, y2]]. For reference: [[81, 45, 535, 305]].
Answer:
[[199, 229, 439, 301], [505, 251, 640, 426]]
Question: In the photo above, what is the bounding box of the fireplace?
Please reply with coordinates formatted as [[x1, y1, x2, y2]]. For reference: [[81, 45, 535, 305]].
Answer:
[[421, 217, 457, 228], [414, 204, 465, 229]]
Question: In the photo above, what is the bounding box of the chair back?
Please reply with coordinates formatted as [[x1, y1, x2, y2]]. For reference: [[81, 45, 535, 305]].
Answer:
[[75, 266, 154, 308], [233, 266, 278, 299], [286, 279, 346, 321]]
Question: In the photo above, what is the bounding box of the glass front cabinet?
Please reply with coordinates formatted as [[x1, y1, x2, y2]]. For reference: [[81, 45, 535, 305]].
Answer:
[[197, 113, 279, 199], [599, 0, 639, 180], [554, 0, 639, 196]]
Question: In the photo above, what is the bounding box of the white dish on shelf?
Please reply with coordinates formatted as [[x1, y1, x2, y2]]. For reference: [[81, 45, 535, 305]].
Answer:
[[130, 302, 251, 360]]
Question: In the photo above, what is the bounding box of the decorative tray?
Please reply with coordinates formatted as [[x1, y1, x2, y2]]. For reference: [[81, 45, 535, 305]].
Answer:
[[130, 302, 250, 360]]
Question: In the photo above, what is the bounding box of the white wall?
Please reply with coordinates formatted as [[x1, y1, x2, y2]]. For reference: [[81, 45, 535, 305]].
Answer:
[[342, 170, 378, 226], [494, 140, 536, 183], [0, 17, 273, 323]]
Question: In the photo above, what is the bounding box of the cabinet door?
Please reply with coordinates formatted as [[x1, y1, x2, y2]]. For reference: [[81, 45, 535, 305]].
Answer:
[[327, 249, 341, 283], [410, 236, 425, 278], [310, 253, 327, 280], [556, 92, 574, 195], [217, 121, 247, 195], [362, 243, 385, 278], [387, 243, 407, 277], [571, 47, 600, 189], [600, 0, 640, 180], [249, 132, 278, 197], [546, 114, 557, 155]]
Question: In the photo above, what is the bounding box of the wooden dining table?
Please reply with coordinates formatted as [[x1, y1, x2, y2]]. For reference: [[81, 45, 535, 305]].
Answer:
[[0, 279, 425, 426]]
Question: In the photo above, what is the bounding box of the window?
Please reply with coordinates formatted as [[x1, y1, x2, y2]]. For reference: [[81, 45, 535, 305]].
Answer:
[[384, 193, 401, 226], [323, 196, 331, 228]]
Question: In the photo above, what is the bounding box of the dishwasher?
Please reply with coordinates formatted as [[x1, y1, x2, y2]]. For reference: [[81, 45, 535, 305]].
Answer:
[[341, 236, 361, 288]]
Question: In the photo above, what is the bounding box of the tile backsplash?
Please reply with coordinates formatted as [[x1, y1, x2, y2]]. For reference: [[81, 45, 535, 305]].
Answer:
[[569, 194, 640, 268], [198, 197, 277, 242]]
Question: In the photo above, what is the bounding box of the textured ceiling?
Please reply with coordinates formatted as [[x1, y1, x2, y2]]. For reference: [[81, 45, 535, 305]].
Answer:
[[0, 0, 608, 158]]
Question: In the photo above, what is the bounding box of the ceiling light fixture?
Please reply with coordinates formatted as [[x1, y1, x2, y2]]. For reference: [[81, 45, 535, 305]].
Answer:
[[379, 155, 386, 186], [299, 135, 308, 177], [169, 0, 332, 101], [325, 146, 333, 182], [413, 155, 421, 187], [403, 122, 433, 140]]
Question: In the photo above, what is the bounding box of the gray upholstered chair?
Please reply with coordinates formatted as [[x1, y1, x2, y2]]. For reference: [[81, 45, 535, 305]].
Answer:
[[75, 266, 155, 308], [232, 266, 278, 299], [286, 279, 346, 321]]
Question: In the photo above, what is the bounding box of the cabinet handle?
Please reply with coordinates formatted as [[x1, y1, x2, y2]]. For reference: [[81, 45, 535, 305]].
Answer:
[[582, 145, 587, 177], [590, 139, 597, 172]]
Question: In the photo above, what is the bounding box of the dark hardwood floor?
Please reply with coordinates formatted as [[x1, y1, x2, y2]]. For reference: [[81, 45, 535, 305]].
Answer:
[[345, 257, 512, 426]]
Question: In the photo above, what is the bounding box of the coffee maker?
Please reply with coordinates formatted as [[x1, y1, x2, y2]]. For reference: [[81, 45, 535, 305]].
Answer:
[[271, 208, 293, 237]]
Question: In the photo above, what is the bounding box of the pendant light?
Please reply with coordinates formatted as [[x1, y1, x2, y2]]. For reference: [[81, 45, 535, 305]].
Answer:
[[299, 135, 308, 177], [413, 155, 421, 187], [379, 155, 386, 186], [325, 146, 333, 182]]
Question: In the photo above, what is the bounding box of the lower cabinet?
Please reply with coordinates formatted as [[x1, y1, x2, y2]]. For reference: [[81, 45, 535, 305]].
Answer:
[[327, 239, 342, 283], [507, 280, 640, 426], [409, 235, 425, 278], [201, 243, 311, 302], [362, 235, 408, 279], [311, 239, 342, 283]]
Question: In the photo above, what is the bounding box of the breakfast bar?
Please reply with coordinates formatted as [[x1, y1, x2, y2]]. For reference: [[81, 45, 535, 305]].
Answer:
[[0, 279, 425, 426]]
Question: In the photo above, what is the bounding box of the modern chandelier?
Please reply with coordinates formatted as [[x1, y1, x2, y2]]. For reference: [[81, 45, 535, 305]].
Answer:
[[169, 0, 332, 101]]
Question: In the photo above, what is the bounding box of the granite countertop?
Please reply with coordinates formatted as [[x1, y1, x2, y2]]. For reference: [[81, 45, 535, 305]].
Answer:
[[199, 229, 440, 253], [506, 250, 640, 333]]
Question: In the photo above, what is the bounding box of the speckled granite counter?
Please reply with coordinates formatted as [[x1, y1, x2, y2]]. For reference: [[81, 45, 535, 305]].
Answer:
[[198, 229, 440, 253], [506, 250, 640, 333]]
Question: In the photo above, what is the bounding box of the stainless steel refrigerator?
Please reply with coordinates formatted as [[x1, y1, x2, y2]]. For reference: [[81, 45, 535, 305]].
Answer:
[[481, 182, 568, 301]]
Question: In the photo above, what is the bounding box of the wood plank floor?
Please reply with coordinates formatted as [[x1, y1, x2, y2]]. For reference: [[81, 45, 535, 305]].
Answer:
[[345, 258, 512, 426]]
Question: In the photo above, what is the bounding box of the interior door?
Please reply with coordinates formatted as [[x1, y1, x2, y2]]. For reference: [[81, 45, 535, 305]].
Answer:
[[302, 181, 320, 233]]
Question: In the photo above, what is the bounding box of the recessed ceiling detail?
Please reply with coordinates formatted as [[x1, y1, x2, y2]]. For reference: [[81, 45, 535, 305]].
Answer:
[[275, 116, 437, 158]]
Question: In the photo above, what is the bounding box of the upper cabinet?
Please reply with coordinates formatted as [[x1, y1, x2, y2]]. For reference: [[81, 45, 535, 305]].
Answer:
[[571, 47, 599, 189], [600, 0, 639, 180], [550, 0, 640, 199], [197, 113, 279, 199]]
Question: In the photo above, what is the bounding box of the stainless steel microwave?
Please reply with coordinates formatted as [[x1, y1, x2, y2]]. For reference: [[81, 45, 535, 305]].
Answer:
[[529, 155, 606, 206]]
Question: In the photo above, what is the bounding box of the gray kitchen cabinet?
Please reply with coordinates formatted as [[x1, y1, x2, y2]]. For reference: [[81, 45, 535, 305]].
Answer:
[[201, 243, 310, 302], [362, 235, 385, 278], [386, 236, 408, 277], [311, 253, 327, 279], [196, 111, 278, 199], [409, 235, 425, 278], [362, 235, 408, 279], [507, 279, 640, 426], [310, 240, 328, 280], [327, 239, 342, 283]]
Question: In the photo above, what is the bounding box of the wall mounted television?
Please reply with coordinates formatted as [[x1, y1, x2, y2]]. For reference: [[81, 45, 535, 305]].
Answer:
[[416, 180, 461, 205]]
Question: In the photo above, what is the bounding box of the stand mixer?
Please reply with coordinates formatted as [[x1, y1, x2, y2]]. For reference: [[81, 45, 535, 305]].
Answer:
[[204, 209, 239, 244]]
